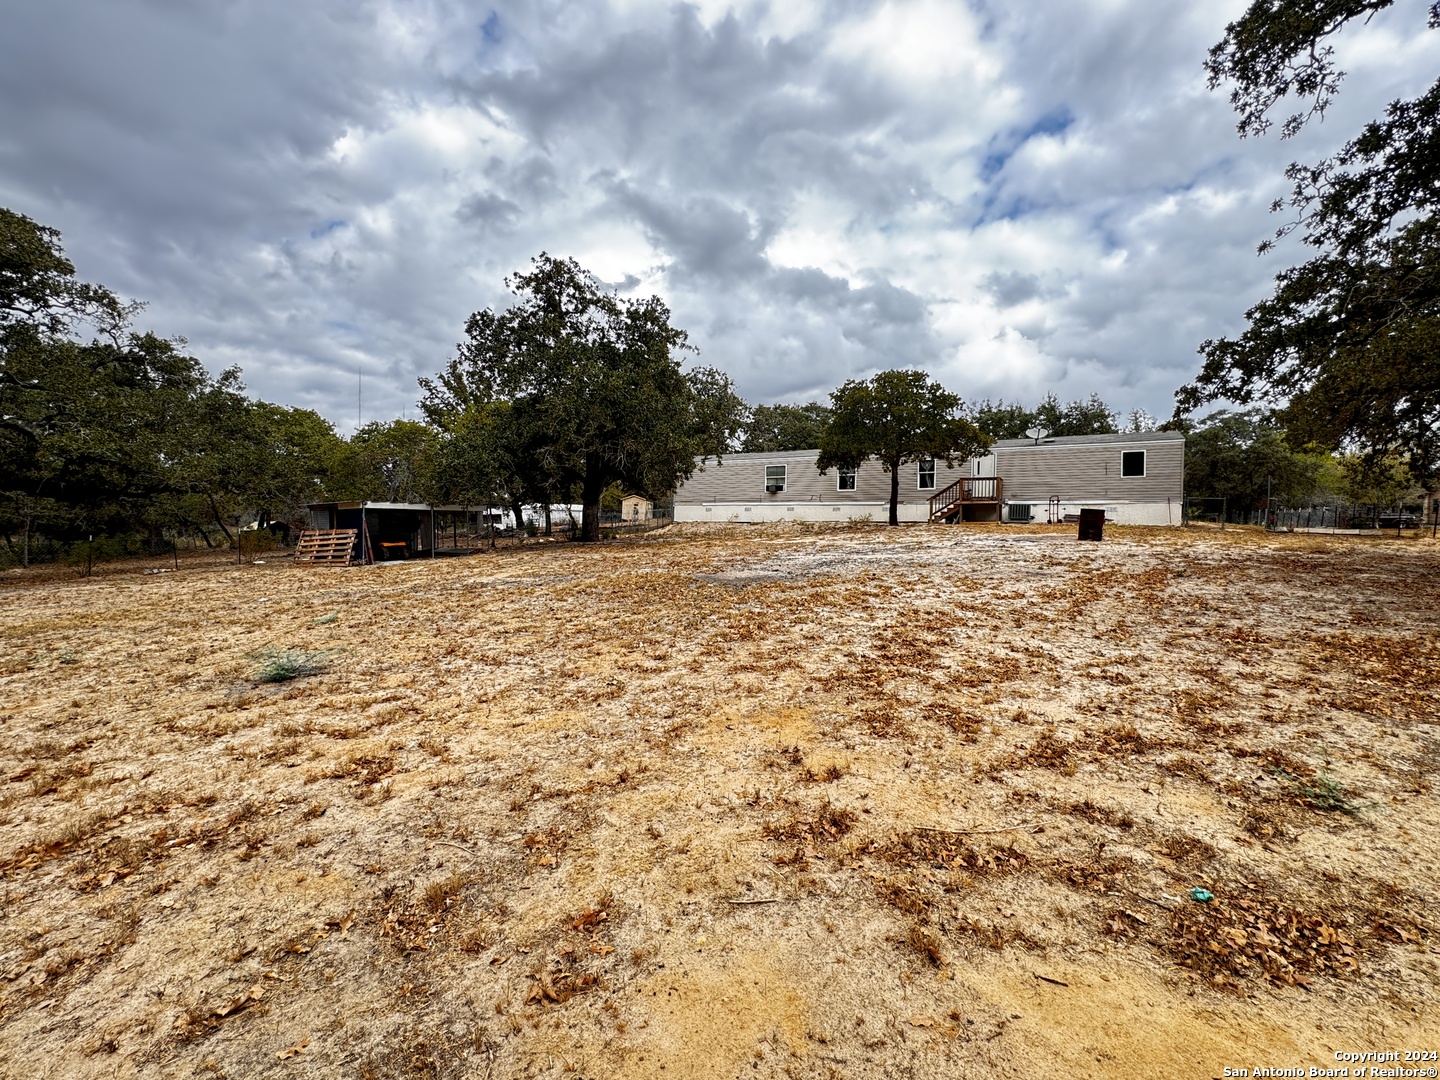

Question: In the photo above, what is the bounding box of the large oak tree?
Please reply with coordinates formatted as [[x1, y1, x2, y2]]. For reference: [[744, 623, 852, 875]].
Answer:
[[422, 254, 743, 541], [1181, 1, 1440, 477], [816, 369, 990, 526], [1, 208, 345, 559]]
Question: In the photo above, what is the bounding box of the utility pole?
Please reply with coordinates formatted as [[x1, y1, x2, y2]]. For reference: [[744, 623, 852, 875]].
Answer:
[[357, 366, 362, 431]]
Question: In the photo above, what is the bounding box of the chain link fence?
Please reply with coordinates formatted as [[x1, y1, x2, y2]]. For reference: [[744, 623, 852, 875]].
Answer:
[[1269, 501, 1436, 535], [1182, 497, 1436, 534]]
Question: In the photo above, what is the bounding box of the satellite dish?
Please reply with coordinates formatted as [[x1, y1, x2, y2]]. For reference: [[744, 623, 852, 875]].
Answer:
[[1024, 426, 1048, 443]]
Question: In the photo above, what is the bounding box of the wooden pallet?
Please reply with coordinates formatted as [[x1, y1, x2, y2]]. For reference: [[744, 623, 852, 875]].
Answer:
[[293, 529, 359, 566]]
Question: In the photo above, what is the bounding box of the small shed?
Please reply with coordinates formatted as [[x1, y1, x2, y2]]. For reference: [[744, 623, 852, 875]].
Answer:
[[620, 494, 654, 522], [306, 502, 436, 563]]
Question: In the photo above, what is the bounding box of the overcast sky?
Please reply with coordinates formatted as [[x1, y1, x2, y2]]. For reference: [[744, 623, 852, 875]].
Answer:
[[3, 0, 1437, 431]]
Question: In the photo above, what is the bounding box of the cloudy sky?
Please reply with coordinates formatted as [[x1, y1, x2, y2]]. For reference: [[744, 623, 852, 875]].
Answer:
[[3, 0, 1437, 431]]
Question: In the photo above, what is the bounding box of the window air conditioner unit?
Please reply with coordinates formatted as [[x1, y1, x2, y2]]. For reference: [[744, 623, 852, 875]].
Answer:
[[765, 485, 783, 493]]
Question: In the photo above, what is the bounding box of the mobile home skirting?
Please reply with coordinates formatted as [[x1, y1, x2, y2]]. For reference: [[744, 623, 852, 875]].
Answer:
[[674, 498, 1181, 526]]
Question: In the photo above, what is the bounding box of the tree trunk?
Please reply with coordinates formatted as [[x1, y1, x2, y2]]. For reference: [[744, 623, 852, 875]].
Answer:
[[888, 462, 900, 526], [22, 515, 31, 568], [509, 497, 526, 534], [580, 456, 604, 542], [207, 494, 235, 545], [543, 502, 553, 537]]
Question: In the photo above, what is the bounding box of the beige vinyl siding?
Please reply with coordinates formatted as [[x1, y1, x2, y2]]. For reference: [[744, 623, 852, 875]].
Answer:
[[675, 433, 1186, 514], [995, 437, 1184, 502], [676, 450, 973, 506]]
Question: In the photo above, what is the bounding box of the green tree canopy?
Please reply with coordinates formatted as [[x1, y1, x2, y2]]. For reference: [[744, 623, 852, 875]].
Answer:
[[1, 324, 230, 551], [329, 420, 439, 504], [968, 394, 1119, 440], [1, 207, 342, 561], [968, 399, 1034, 440], [427, 399, 566, 532], [421, 254, 744, 541], [1182, 409, 1330, 512], [249, 404, 347, 521], [739, 402, 831, 452], [817, 370, 990, 526], [1335, 451, 1415, 507], [0, 207, 126, 338], [1182, 1, 1440, 478], [1034, 392, 1120, 437]]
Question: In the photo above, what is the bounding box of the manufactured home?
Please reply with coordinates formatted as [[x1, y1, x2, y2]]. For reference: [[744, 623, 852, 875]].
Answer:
[[671, 430, 1185, 526]]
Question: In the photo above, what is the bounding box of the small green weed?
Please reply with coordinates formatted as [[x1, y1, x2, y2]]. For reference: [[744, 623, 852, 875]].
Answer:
[[310, 612, 338, 626], [1295, 771, 1363, 814], [253, 648, 333, 684], [1268, 766, 1364, 815]]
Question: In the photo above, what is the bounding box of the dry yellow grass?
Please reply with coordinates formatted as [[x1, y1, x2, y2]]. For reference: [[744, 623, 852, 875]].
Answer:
[[0, 522, 1437, 1078]]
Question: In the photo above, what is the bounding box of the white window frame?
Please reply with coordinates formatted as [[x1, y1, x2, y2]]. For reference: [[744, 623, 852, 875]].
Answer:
[[1121, 450, 1146, 478], [764, 464, 788, 492], [917, 457, 936, 490], [836, 466, 857, 491]]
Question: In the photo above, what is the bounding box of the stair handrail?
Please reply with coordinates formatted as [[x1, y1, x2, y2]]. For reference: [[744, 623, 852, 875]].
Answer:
[[929, 478, 965, 519]]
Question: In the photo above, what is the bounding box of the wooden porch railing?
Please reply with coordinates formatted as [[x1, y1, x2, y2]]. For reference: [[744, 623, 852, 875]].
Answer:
[[929, 477, 1003, 521]]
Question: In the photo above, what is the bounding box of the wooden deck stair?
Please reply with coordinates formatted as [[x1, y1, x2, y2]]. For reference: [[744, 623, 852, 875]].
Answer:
[[929, 477, 1003, 522], [293, 529, 359, 566]]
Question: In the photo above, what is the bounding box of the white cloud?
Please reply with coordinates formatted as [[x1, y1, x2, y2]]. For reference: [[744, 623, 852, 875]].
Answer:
[[1, 0, 1434, 429], [829, 0, 1000, 92]]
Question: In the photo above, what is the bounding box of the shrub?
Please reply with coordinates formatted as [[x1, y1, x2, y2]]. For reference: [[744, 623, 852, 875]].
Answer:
[[1295, 771, 1363, 815], [253, 648, 332, 683]]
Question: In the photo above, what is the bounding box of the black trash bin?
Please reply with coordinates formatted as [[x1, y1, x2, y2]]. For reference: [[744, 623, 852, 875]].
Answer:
[[1078, 507, 1105, 542]]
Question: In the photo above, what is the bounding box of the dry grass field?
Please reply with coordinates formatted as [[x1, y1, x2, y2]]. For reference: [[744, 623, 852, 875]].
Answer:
[[1, 522, 1437, 1079]]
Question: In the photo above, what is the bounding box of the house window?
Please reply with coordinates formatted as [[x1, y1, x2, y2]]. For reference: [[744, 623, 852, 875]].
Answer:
[[917, 458, 936, 490], [1121, 450, 1146, 477], [765, 465, 787, 492], [837, 466, 857, 491]]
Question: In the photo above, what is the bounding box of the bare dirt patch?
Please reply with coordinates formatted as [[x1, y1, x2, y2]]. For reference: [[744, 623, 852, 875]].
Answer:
[[0, 523, 1437, 1077]]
